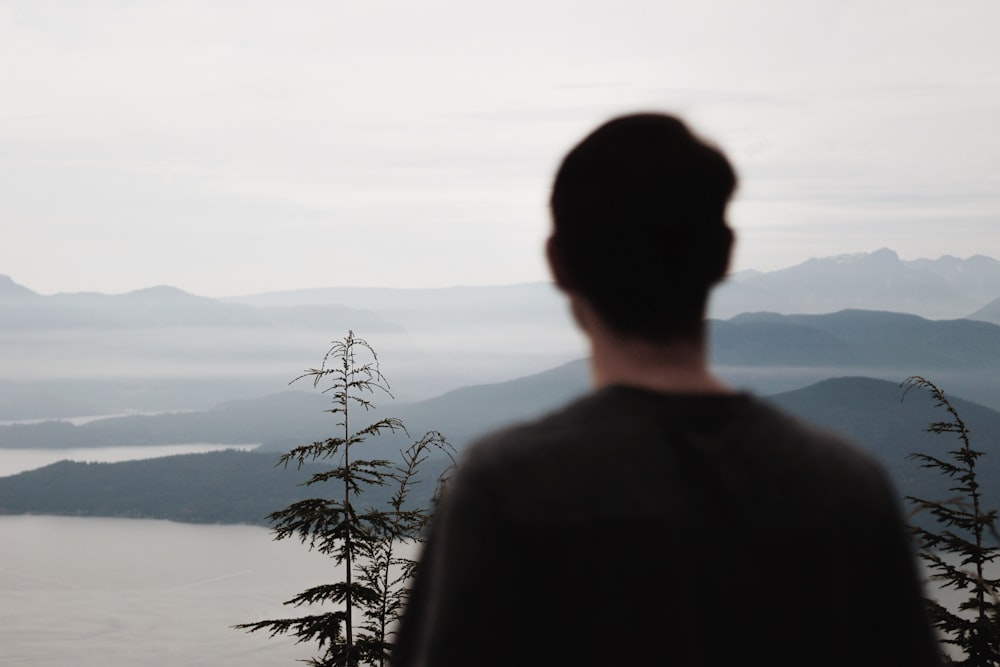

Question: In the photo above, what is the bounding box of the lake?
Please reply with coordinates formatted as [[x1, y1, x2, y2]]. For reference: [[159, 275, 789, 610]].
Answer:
[[0, 514, 419, 667], [0, 511, 984, 666], [0, 446, 979, 665]]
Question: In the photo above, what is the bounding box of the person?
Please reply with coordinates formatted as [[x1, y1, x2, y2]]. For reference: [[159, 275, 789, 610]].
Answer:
[[391, 112, 942, 666]]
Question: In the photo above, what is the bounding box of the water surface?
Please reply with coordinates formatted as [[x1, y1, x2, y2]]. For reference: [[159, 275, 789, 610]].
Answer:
[[0, 515, 418, 667]]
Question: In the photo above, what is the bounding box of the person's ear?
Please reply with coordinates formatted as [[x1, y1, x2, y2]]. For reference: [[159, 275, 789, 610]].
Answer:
[[709, 225, 735, 284], [546, 236, 571, 290]]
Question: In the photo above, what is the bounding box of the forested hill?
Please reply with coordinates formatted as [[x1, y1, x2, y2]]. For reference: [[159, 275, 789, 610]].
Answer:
[[0, 448, 447, 527], [708, 310, 1000, 408], [1, 375, 997, 527], [0, 451, 308, 526], [768, 376, 1000, 512]]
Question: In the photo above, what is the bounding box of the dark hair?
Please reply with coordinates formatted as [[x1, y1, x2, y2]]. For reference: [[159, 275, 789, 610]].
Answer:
[[548, 112, 737, 340]]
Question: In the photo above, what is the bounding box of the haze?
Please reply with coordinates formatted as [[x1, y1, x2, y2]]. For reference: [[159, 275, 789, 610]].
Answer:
[[3, 0, 999, 298]]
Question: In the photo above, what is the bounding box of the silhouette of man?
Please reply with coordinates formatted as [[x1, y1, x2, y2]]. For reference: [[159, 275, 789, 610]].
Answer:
[[392, 113, 941, 667]]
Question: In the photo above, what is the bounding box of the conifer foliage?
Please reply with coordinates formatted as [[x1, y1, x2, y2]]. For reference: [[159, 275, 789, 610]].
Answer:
[[903, 375, 1000, 665], [235, 332, 454, 667]]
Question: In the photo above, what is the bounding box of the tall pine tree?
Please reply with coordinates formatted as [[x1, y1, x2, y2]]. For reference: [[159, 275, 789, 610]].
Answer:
[[903, 375, 1000, 665], [235, 332, 453, 666]]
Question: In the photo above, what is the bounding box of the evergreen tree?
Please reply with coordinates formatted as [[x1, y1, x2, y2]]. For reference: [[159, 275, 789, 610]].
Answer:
[[903, 375, 1000, 665], [235, 332, 453, 667]]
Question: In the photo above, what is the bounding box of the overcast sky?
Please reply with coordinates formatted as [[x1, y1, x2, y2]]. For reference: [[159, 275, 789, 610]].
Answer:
[[2, 0, 998, 297]]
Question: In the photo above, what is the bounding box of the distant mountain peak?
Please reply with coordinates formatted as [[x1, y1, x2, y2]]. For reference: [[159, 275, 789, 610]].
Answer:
[[710, 247, 1000, 320], [125, 285, 190, 295], [827, 247, 899, 265], [121, 285, 208, 302], [0, 274, 39, 299]]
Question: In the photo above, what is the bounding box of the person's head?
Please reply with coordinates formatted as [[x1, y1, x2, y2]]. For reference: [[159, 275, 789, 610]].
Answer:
[[547, 112, 737, 342]]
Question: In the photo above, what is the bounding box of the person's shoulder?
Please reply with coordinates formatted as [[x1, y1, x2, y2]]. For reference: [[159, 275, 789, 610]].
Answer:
[[743, 393, 871, 453], [430, 392, 610, 518], [739, 393, 896, 488], [458, 389, 607, 469], [455, 386, 776, 470]]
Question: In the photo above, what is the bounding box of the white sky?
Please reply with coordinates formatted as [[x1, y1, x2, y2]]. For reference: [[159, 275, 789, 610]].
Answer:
[[2, 0, 999, 297]]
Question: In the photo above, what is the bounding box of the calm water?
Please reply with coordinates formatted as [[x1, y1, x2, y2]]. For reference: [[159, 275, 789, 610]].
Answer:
[[0, 515, 419, 667], [0, 410, 199, 427], [0, 513, 985, 666]]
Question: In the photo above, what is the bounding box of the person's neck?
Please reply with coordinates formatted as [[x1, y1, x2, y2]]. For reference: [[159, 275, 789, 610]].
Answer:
[[574, 300, 732, 395]]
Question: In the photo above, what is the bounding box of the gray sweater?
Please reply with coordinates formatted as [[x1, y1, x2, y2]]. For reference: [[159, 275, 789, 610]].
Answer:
[[393, 386, 942, 667]]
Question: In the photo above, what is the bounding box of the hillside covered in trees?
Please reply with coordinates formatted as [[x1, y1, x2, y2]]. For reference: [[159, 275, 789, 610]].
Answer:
[[2, 375, 998, 529]]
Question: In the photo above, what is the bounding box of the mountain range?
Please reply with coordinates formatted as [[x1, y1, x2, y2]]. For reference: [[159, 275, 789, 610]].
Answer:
[[0, 275, 583, 410], [221, 247, 1000, 322], [4, 305, 1000, 444], [3, 248, 1000, 421], [712, 248, 1000, 320], [2, 247, 1000, 526]]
